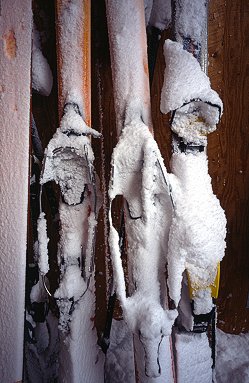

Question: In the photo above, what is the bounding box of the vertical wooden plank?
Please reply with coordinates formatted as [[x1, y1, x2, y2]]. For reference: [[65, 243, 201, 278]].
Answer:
[[208, 0, 249, 333], [0, 0, 32, 381]]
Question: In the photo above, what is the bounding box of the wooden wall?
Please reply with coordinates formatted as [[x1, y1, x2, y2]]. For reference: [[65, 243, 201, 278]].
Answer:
[[33, 0, 249, 334], [208, 0, 249, 333]]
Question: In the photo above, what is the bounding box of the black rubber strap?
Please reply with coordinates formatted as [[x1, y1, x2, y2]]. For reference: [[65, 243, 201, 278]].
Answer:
[[63, 101, 82, 117]]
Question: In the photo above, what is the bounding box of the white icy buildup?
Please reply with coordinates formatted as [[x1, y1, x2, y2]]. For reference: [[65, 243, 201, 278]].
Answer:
[[39, 101, 104, 381], [175, 330, 213, 383], [60, 106, 101, 138], [148, 0, 171, 31], [40, 102, 100, 314], [144, 0, 154, 26], [105, 319, 136, 383], [37, 212, 50, 275], [32, 23, 53, 96], [109, 120, 177, 378], [167, 152, 226, 309], [54, 265, 86, 300], [160, 40, 223, 145], [41, 107, 100, 206], [173, 0, 207, 44], [216, 329, 249, 383]]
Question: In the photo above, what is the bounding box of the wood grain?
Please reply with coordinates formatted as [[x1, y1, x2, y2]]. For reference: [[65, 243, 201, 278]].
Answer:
[[208, 0, 249, 333]]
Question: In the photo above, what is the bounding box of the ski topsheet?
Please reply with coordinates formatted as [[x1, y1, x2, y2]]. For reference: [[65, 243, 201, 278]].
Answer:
[[0, 1, 32, 381], [37, 1, 104, 381], [105, 1, 176, 382]]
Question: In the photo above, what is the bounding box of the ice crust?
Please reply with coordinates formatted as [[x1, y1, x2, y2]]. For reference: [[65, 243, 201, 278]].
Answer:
[[161, 40, 222, 145], [173, 0, 207, 44], [109, 121, 177, 377], [32, 23, 53, 96], [216, 329, 249, 383], [147, 0, 171, 30], [41, 107, 99, 206], [175, 330, 213, 383], [167, 152, 226, 307], [37, 212, 49, 275], [160, 40, 222, 115]]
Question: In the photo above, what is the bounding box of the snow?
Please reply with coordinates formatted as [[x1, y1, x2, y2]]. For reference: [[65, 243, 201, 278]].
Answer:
[[60, 106, 101, 137], [216, 329, 249, 383], [192, 289, 214, 315], [105, 320, 175, 383], [144, 0, 154, 26], [105, 323, 249, 383], [167, 152, 226, 311], [106, 1, 178, 377], [0, 1, 32, 381], [105, 319, 136, 383], [175, 331, 213, 383], [54, 265, 87, 300], [32, 23, 53, 96], [160, 40, 222, 145], [40, 106, 100, 206], [173, 0, 207, 44], [148, 0, 171, 31], [108, 121, 177, 377], [30, 276, 48, 303], [37, 1, 103, 379], [37, 212, 49, 275], [24, 311, 59, 383]]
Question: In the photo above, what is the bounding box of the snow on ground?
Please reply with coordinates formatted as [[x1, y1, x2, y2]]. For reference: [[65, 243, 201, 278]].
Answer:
[[216, 329, 249, 383]]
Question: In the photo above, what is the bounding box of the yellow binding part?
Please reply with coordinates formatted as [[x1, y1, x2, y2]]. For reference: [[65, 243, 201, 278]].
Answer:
[[187, 262, 220, 299]]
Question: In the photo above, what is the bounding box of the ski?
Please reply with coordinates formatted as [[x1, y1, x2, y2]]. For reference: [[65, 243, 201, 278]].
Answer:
[[160, 0, 226, 381], [37, 0, 104, 381], [105, 1, 177, 382], [24, 16, 59, 379], [0, 1, 32, 381]]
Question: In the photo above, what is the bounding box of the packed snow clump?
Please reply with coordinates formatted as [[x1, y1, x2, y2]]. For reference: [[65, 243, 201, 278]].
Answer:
[[32, 23, 53, 96], [161, 40, 223, 145], [146, 0, 171, 30], [173, 0, 207, 44], [41, 106, 100, 206], [167, 152, 226, 308], [37, 212, 49, 275], [109, 120, 177, 377]]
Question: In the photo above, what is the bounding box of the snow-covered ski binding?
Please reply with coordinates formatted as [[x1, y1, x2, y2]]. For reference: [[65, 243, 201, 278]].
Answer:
[[38, 101, 101, 330], [160, 0, 227, 378], [35, 1, 105, 381]]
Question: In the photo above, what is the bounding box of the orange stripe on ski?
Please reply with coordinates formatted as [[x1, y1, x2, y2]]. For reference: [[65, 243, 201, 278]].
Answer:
[[82, 0, 91, 127]]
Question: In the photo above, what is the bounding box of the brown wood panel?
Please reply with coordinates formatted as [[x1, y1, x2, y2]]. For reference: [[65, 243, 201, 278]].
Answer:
[[208, 0, 249, 333]]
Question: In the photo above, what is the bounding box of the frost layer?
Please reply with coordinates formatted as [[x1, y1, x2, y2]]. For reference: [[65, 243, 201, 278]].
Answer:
[[167, 152, 226, 308], [160, 40, 222, 145], [109, 121, 177, 378]]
